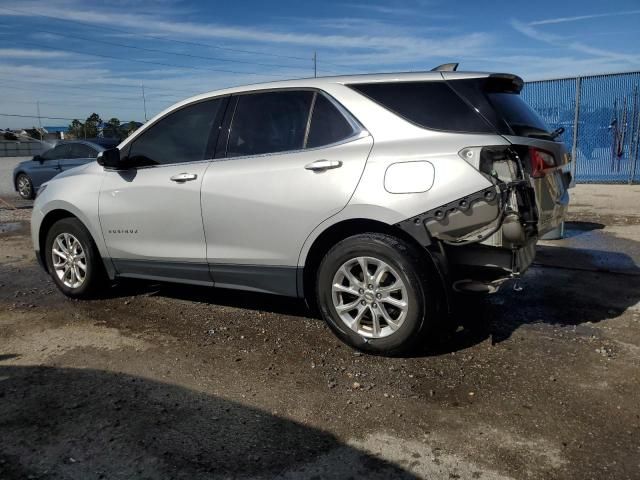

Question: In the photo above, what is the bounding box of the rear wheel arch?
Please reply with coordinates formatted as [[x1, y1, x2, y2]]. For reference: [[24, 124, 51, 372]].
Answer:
[[301, 218, 446, 312]]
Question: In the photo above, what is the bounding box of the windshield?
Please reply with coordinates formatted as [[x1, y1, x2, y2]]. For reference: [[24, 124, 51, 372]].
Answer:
[[486, 92, 551, 138]]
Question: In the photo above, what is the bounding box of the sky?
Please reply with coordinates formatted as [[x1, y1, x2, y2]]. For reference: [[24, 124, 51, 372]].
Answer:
[[0, 0, 639, 129]]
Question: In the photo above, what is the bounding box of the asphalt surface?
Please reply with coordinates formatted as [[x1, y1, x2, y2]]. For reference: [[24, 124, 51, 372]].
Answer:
[[1, 169, 639, 479]]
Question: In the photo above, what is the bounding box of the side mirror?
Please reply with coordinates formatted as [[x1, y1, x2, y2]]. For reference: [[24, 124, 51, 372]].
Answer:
[[97, 148, 125, 170], [33, 154, 43, 163]]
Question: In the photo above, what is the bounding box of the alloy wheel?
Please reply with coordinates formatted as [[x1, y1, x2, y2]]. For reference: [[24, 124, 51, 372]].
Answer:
[[51, 233, 87, 289], [17, 175, 32, 198], [331, 256, 408, 338]]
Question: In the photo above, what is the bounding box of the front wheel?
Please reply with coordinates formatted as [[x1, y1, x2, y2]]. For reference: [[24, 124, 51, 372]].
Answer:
[[16, 173, 34, 199], [316, 233, 437, 356], [44, 218, 107, 298]]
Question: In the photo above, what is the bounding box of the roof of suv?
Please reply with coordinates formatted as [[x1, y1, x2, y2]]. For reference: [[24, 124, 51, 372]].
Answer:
[[123, 70, 507, 147], [199, 71, 494, 97], [144, 70, 495, 122]]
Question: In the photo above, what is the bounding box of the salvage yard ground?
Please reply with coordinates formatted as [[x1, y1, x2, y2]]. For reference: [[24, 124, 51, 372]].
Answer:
[[1, 156, 639, 479]]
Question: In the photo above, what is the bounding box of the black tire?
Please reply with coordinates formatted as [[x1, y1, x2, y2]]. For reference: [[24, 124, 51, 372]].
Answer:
[[316, 233, 438, 356], [44, 218, 107, 298], [16, 173, 34, 200]]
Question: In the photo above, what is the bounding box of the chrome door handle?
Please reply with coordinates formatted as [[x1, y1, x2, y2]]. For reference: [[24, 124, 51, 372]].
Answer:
[[304, 159, 342, 171], [170, 173, 197, 182]]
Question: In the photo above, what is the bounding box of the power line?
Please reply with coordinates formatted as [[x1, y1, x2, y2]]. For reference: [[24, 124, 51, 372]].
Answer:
[[0, 73, 198, 96], [27, 27, 314, 73], [10, 40, 291, 77], [0, 5, 355, 74], [0, 6, 319, 65], [3, 99, 167, 115], [0, 76, 182, 99], [0, 82, 184, 101], [0, 113, 76, 121]]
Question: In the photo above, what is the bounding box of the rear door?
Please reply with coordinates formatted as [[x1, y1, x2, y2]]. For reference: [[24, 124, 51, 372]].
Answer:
[[201, 90, 372, 296], [59, 143, 99, 172]]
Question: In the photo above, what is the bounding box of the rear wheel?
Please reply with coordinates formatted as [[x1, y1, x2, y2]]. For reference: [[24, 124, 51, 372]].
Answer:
[[45, 218, 107, 298], [16, 173, 34, 199], [316, 233, 437, 355]]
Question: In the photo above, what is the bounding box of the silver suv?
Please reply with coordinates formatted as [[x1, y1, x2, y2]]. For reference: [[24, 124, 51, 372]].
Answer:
[[32, 69, 570, 355]]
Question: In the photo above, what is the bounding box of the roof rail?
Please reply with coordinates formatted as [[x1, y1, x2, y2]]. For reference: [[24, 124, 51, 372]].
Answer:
[[430, 63, 459, 72]]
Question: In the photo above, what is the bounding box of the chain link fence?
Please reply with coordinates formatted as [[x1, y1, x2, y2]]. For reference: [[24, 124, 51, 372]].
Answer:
[[522, 71, 640, 184]]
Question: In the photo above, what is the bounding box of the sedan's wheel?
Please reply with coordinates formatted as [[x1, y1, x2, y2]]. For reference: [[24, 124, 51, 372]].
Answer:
[[45, 218, 106, 298], [317, 233, 437, 356], [16, 174, 34, 199]]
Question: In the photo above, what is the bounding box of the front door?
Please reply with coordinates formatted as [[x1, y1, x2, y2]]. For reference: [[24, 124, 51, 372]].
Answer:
[[29, 144, 67, 187], [98, 97, 227, 285]]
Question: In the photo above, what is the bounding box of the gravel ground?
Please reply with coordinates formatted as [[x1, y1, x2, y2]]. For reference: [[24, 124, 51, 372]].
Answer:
[[1, 183, 639, 479]]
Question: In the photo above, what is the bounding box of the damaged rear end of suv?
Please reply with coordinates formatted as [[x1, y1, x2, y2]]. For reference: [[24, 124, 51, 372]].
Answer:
[[346, 68, 571, 316]]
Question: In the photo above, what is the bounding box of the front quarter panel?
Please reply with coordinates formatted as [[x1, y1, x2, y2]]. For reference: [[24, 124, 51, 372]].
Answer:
[[31, 162, 110, 272]]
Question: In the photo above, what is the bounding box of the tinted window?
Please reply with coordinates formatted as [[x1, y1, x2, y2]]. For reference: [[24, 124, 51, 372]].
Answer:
[[486, 93, 551, 137], [227, 91, 313, 157], [44, 144, 71, 160], [306, 94, 356, 148], [40, 147, 57, 161], [70, 143, 98, 158], [350, 82, 493, 133], [128, 99, 223, 166]]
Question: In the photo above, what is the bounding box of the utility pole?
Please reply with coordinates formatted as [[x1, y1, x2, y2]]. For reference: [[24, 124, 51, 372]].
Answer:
[[141, 83, 148, 122], [313, 51, 317, 78], [36, 100, 42, 140]]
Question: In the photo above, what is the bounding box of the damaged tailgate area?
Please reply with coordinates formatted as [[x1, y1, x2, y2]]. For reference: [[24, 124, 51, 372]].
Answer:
[[396, 73, 572, 293], [398, 145, 551, 292]]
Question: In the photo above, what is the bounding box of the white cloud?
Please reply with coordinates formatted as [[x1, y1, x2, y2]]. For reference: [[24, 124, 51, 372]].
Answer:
[[530, 10, 640, 26], [0, 2, 487, 58], [0, 48, 69, 59], [510, 20, 640, 65]]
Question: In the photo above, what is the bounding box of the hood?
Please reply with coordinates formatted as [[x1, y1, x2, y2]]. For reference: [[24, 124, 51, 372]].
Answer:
[[51, 160, 99, 181]]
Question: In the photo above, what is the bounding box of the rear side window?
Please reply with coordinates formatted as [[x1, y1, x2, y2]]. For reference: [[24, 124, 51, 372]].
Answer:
[[445, 77, 552, 139], [48, 144, 71, 160], [350, 81, 493, 133], [306, 94, 356, 148], [128, 98, 224, 166], [485, 92, 550, 137], [70, 143, 98, 159], [228, 91, 314, 157]]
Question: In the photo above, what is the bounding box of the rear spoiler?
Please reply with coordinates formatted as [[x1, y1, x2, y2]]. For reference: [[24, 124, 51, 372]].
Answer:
[[485, 74, 524, 94]]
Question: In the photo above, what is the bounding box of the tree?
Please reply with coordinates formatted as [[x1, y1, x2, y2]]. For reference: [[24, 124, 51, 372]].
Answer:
[[84, 113, 102, 138], [103, 117, 121, 138], [67, 119, 85, 139]]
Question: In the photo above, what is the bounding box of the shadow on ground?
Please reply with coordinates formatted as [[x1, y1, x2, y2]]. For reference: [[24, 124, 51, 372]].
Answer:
[[0, 364, 416, 480]]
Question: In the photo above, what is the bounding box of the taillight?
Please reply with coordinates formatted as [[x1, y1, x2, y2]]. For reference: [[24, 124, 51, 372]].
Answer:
[[528, 147, 554, 178]]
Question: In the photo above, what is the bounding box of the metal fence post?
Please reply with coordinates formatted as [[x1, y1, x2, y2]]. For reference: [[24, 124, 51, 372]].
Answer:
[[630, 86, 640, 184], [570, 76, 581, 187]]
